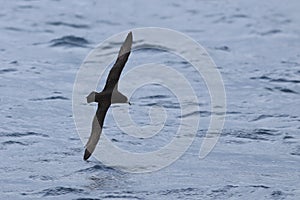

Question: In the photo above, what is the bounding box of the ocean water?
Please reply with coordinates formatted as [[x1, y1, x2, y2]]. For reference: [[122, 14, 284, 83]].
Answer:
[[1, 0, 300, 199]]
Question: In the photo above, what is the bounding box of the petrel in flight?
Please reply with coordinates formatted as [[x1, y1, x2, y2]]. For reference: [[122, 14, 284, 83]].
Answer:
[[84, 32, 132, 160]]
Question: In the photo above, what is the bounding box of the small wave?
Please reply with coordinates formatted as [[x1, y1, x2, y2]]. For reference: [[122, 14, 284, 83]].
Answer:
[[259, 29, 282, 36], [230, 14, 249, 19], [29, 175, 55, 181], [184, 29, 204, 33], [251, 114, 273, 121], [18, 5, 38, 9], [227, 111, 242, 115], [103, 194, 142, 199], [249, 185, 270, 189], [10, 60, 18, 64], [283, 135, 294, 140], [213, 15, 237, 24], [225, 140, 248, 144], [250, 75, 271, 80], [290, 145, 300, 156], [271, 78, 300, 84], [251, 114, 289, 122], [2, 140, 28, 146], [164, 60, 190, 66], [76, 190, 143, 200], [209, 185, 239, 197], [181, 110, 210, 118], [111, 138, 119, 142], [4, 26, 25, 32], [139, 94, 169, 100], [223, 129, 280, 141], [253, 129, 280, 136], [281, 60, 300, 66], [76, 164, 115, 173], [50, 35, 89, 48], [214, 46, 230, 52], [96, 19, 120, 26], [40, 186, 84, 197], [0, 68, 18, 74], [0, 131, 48, 138], [261, 85, 297, 94], [142, 102, 180, 109], [271, 190, 285, 198], [29, 95, 69, 101], [265, 87, 274, 91], [134, 43, 173, 52], [159, 187, 198, 196], [101, 45, 113, 50], [274, 87, 297, 94], [253, 75, 300, 84], [46, 21, 90, 29], [186, 9, 199, 15]]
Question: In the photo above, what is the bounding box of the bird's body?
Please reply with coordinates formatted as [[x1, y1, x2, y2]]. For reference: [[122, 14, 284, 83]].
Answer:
[[84, 32, 133, 160]]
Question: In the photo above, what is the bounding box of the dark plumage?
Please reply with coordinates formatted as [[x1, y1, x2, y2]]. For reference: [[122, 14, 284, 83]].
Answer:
[[84, 32, 133, 160]]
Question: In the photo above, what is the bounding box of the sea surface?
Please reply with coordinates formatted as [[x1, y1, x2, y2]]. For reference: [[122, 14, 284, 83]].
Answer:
[[1, 0, 300, 199]]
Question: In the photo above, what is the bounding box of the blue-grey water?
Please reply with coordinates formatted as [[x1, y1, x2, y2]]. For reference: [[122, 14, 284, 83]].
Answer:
[[1, 0, 300, 199]]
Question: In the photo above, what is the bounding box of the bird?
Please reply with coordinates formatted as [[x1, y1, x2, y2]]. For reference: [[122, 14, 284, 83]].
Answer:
[[84, 32, 132, 160]]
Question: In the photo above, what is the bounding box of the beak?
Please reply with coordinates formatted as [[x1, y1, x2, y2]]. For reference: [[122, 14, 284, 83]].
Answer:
[[128, 101, 131, 105]]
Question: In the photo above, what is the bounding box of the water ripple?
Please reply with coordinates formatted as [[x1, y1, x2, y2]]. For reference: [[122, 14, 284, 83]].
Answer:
[[50, 35, 90, 48], [139, 94, 170, 99], [0, 131, 49, 138], [46, 21, 90, 29], [96, 19, 120, 26], [2, 140, 29, 146], [249, 185, 270, 189], [0, 68, 18, 74], [4, 26, 25, 32], [76, 164, 116, 173], [214, 46, 230, 52], [29, 95, 69, 101], [290, 145, 300, 156], [223, 129, 281, 141], [259, 29, 282, 36], [40, 186, 85, 197], [160, 187, 198, 196], [274, 87, 298, 94], [251, 75, 300, 84], [251, 114, 289, 122]]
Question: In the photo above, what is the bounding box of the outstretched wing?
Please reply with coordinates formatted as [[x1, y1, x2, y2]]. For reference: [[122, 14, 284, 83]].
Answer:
[[83, 102, 110, 160], [103, 32, 132, 92]]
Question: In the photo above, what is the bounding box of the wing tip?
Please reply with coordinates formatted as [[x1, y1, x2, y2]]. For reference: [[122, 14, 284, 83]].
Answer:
[[118, 31, 133, 57], [125, 31, 133, 47], [127, 31, 133, 41], [83, 149, 92, 161]]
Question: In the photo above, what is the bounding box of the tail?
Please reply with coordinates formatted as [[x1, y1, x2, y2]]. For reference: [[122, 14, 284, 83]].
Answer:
[[111, 89, 128, 104]]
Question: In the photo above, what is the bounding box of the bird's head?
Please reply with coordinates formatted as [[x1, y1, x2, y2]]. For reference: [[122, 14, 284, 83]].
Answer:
[[86, 91, 97, 103]]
